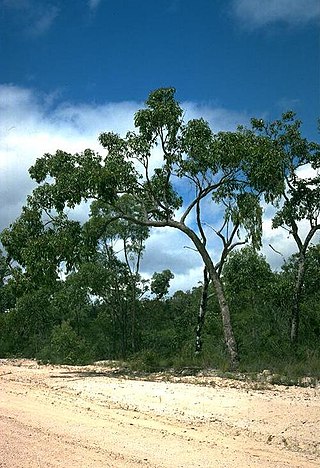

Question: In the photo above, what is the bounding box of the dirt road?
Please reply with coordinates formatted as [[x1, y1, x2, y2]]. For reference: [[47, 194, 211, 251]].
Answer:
[[0, 359, 319, 467]]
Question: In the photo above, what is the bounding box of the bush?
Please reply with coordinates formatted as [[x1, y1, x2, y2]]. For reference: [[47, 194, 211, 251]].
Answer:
[[128, 350, 163, 372], [37, 321, 93, 365]]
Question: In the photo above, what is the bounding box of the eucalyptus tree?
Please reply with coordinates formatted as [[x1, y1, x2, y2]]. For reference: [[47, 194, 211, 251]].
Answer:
[[151, 269, 174, 300], [222, 246, 282, 360], [0, 250, 11, 313], [1, 206, 83, 288], [0, 208, 87, 356], [278, 244, 320, 348], [65, 246, 139, 358], [84, 200, 149, 353], [250, 112, 320, 345], [24, 88, 283, 367], [195, 192, 261, 354]]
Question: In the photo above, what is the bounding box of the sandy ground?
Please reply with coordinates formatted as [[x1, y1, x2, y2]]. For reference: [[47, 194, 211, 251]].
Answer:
[[0, 359, 319, 467]]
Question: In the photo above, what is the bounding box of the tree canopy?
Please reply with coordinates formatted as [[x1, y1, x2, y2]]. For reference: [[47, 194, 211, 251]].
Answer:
[[250, 112, 320, 344]]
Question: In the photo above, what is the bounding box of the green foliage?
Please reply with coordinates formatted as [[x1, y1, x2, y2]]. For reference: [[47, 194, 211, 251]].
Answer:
[[180, 118, 216, 175], [128, 350, 162, 372], [279, 245, 320, 345], [134, 87, 183, 148], [223, 246, 274, 293], [223, 247, 290, 359], [151, 269, 174, 299], [1, 207, 83, 286], [37, 321, 93, 365], [0, 251, 15, 313], [251, 112, 320, 344], [29, 149, 121, 209], [0, 287, 55, 356]]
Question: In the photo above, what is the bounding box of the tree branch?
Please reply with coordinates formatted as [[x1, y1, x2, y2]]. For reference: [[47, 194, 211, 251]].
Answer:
[[180, 178, 226, 224]]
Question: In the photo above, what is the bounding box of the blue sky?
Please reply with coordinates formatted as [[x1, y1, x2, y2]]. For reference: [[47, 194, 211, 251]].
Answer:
[[1, 0, 319, 291], [1, 0, 319, 134]]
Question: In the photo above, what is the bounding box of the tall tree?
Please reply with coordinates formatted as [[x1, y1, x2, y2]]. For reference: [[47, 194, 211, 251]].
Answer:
[[195, 192, 260, 354], [223, 246, 281, 359], [151, 269, 174, 300], [250, 112, 320, 345], [18, 88, 282, 367], [0, 250, 15, 314], [1, 206, 83, 287], [278, 244, 320, 348], [84, 200, 149, 353]]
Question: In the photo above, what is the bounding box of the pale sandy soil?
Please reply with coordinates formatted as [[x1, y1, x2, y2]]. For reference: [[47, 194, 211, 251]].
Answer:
[[0, 359, 319, 467]]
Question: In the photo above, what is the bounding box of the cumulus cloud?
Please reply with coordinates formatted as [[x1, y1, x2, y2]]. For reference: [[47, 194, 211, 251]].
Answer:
[[232, 0, 320, 28]]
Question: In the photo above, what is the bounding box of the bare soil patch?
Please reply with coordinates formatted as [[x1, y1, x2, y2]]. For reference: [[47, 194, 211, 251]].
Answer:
[[0, 359, 319, 467]]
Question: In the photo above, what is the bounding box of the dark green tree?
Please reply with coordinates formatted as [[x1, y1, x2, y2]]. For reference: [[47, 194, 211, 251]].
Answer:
[[1, 206, 83, 288], [83, 200, 149, 353], [222, 247, 282, 363], [250, 112, 320, 345], [0, 250, 13, 313], [279, 244, 320, 349], [151, 269, 174, 299]]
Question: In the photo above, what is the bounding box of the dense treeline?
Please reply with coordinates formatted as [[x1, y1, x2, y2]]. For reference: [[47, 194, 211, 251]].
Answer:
[[0, 88, 319, 377], [0, 246, 319, 375]]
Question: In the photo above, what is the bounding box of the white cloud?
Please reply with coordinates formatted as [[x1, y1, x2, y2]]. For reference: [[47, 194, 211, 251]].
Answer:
[[142, 227, 201, 273], [232, 0, 320, 28], [183, 102, 249, 132], [296, 163, 319, 180], [169, 266, 204, 294]]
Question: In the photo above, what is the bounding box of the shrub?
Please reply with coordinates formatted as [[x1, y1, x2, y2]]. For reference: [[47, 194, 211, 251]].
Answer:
[[37, 321, 93, 365]]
